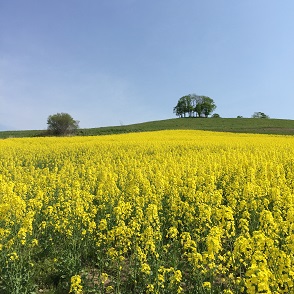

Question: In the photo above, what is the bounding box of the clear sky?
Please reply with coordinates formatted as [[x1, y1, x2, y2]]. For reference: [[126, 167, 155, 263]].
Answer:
[[1, 0, 294, 130]]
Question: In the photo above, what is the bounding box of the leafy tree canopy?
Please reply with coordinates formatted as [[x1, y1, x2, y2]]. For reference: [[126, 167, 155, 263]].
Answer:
[[47, 113, 79, 136], [173, 94, 216, 118]]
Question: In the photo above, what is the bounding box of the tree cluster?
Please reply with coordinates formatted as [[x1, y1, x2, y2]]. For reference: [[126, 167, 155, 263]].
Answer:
[[173, 94, 216, 118], [251, 112, 270, 119]]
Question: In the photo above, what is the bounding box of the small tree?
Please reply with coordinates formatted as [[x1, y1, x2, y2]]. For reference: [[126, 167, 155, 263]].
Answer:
[[173, 95, 194, 117], [201, 96, 216, 117], [47, 113, 79, 136], [251, 112, 269, 119], [194, 95, 204, 117], [173, 97, 187, 118]]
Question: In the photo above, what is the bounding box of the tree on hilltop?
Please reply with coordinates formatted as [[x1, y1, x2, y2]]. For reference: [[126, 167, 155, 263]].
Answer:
[[173, 95, 194, 117], [47, 113, 79, 136], [174, 94, 216, 118], [200, 96, 216, 118], [251, 112, 269, 119]]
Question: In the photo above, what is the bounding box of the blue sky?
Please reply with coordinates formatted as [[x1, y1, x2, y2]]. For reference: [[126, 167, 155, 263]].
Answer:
[[1, 0, 294, 130]]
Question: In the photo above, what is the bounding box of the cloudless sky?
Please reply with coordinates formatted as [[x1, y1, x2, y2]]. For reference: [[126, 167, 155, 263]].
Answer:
[[1, 0, 294, 130]]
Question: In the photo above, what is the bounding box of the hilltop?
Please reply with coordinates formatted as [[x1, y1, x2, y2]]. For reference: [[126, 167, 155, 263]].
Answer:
[[1, 118, 294, 139]]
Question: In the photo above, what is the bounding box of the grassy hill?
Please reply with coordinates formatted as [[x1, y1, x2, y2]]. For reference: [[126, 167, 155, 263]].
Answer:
[[1, 118, 294, 139]]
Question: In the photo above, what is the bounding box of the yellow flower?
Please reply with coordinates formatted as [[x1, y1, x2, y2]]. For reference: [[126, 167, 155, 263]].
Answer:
[[166, 226, 178, 239], [141, 262, 151, 275], [171, 269, 182, 284], [101, 272, 108, 284], [146, 284, 154, 293], [98, 219, 108, 231], [223, 290, 234, 294], [31, 238, 38, 247], [106, 285, 114, 293], [69, 275, 83, 294], [202, 281, 211, 289], [8, 252, 19, 261]]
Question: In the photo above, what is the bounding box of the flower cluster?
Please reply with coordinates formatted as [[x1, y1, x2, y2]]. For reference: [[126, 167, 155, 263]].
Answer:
[[0, 130, 294, 293]]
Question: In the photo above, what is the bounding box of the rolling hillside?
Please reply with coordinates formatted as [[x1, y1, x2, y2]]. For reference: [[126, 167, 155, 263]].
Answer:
[[1, 118, 294, 138]]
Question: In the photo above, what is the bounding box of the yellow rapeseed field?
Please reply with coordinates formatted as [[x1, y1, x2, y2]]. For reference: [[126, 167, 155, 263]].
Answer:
[[0, 130, 294, 293]]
